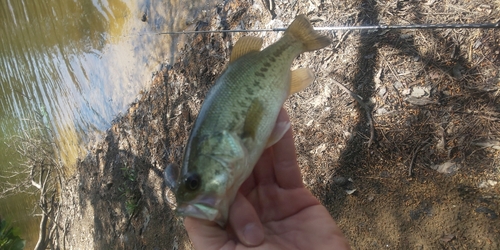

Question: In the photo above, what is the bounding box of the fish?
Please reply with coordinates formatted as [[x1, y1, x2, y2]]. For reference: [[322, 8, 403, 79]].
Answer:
[[164, 14, 331, 226]]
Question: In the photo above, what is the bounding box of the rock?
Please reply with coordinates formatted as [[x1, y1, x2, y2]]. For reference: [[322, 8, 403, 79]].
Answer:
[[364, 54, 375, 59], [378, 86, 387, 97], [475, 207, 498, 219], [367, 195, 375, 202], [410, 201, 433, 220], [333, 176, 348, 186], [479, 180, 498, 188], [376, 108, 389, 115], [343, 130, 352, 139], [405, 96, 438, 106], [473, 139, 500, 150], [345, 189, 357, 195], [400, 34, 412, 39], [452, 64, 463, 78], [393, 81, 403, 90], [488, 180, 498, 186], [409, 210, 421, 220], [311, 143, 327, 154], [440, 234, 455, 242], [474, 40, 482, 49], [478, 181, 488, 188]]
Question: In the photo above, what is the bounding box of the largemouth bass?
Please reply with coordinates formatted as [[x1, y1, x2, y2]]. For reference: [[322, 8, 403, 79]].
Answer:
[[165, 15, 331, 226]]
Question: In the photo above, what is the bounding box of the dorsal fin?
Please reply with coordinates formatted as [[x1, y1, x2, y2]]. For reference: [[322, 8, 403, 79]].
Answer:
[[289, 68, 315, 95], [230, 36, 263, 63]]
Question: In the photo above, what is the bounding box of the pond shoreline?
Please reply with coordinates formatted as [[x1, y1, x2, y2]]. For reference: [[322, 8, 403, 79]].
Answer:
[[54, 1, 257, 248]]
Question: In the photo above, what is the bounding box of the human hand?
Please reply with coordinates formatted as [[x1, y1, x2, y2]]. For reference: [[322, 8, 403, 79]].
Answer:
[[184, 108, 350, 250]]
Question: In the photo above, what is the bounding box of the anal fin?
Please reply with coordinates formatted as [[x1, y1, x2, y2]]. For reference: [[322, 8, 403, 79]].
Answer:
[[289, 68, 315, 96]]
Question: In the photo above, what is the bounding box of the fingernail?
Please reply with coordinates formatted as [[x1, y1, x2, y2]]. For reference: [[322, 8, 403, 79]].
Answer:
[[242, 223, 264, 246]]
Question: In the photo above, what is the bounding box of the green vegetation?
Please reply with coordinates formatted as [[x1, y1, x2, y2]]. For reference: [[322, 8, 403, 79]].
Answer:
[[125, 199, 140, 215], [0, 218, 25, 250], [119, 165, 141, 216]]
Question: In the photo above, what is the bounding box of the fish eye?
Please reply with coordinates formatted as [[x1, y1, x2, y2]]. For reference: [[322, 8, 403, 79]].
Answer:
[[185, 173, 201, 191]]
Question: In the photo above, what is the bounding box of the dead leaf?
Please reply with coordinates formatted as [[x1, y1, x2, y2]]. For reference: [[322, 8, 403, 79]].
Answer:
[[431, 161, 462, 174], [429, 71, 441, 80], [374, 68, 383, 86]]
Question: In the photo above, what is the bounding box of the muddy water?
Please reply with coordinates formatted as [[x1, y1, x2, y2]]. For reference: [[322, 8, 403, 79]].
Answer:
[[0, 0, 213, 247]]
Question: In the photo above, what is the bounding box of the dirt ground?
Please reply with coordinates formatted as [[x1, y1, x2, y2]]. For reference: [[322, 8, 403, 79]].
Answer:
[[54, 0, 500, 249]]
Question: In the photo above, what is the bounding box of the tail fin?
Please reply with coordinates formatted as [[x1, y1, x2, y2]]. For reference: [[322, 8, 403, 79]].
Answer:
[[286, 14, 331, 51]]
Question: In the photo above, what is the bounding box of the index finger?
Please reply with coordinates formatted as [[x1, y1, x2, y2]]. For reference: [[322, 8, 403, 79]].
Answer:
[[272, 108, 304, 189]]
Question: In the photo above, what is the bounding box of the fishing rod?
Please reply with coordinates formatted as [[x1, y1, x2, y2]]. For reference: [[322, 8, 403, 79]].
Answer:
[[155, 22, 499, 35]]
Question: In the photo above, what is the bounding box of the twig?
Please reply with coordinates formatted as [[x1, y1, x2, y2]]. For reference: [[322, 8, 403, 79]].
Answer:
[[63, 218, 69, 250], [332, 78, 376, 147], [358, 176, 386, 180], [335, 30, 351, 49], [408, 138, 432, 177]]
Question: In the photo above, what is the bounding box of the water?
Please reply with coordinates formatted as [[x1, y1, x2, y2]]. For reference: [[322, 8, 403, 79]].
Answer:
[[0, 0, 212, 248]]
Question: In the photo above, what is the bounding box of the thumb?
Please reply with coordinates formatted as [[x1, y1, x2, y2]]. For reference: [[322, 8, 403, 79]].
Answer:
[[229, 192, 265, 246]]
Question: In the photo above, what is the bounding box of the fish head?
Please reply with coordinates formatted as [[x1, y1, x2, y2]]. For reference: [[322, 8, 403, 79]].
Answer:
[[164, 131, 246, 226], [174, 156, 230, 226]]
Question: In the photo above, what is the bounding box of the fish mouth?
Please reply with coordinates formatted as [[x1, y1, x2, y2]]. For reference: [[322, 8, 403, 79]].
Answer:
[[176, 194, 224, 224]]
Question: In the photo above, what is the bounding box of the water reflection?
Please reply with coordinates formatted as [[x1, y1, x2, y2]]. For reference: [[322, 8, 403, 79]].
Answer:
[[0, 0, 212, 247]]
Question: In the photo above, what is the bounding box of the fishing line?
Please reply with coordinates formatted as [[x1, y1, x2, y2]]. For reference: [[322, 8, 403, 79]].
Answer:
[[154, 22, 499, 35]]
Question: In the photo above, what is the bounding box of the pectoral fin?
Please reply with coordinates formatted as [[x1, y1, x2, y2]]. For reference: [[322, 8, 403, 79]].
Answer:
[[242, 99, 264, 140], [289, 68, 315, 96], [230, 36, 263, 63]]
